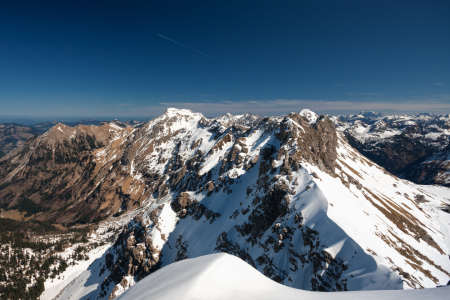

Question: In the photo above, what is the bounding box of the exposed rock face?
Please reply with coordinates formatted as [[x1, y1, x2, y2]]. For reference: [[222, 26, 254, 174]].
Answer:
[[99, 216, 162, 300], [0, 120, 112, 158], [236, 179, 289, 245], [0, 122, 135, 223], [277, 113, 338, 176]]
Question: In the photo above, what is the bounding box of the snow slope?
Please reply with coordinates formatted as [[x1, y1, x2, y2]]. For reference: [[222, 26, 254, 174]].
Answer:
[[42, 244, 112, 300], [117, 253, 450, 300]]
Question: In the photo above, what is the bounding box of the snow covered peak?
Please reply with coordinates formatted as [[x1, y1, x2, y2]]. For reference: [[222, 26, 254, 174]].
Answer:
[[164, 108, 197, 117], [359, 111, 384, 118], [371, 119, 388, 132], [299, 109, 318, 124], [213, 112, 264, 128]]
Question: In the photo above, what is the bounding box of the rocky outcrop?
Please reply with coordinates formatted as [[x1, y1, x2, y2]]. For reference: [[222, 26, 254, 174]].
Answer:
[[277, 113, 338, 176], [236, 178, 290, 245], [99, 218, 162, 299], [171, 193, 220, 222]]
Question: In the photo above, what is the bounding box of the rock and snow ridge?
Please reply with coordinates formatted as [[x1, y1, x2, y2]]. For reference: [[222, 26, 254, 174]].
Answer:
[[213, 112, 264, 128], [116, 253, 450, 300], [299, 109, 319, 124], [34, 108, 450, 300]]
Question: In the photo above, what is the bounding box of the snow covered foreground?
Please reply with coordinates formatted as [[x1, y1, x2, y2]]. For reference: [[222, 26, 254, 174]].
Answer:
[[117, 253, 450, 300]]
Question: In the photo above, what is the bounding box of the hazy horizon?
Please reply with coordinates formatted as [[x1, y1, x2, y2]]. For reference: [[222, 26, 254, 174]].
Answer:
[[1, 108, 449, 127]]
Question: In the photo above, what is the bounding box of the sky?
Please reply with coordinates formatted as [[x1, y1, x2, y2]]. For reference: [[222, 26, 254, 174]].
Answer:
[[0, 0, 449, 120]]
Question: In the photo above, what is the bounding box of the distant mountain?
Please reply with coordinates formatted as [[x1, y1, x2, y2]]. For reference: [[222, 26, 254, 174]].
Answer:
[[0, 121, 137, 224], [32, 121, 61, 132], [401, 143, 450, 186], [65, 119, 103, 127], [213, 112, 264, 128], [0, 119, 146, 159], [33, 119, 102, 131], [332, 112, 450, 186], [99, 119, 145, 128], [0, 123, 43, 156], [342, 111, 385, 120]]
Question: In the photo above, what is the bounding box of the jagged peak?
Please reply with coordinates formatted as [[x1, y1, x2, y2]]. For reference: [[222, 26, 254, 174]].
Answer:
[[47, 122, 72, 134], [212, 112, 264, 128], [299, 109, 318, 124], [159, 108, 207, 123], [41, 120, 128, 144], [215, 112, 260, 119], [213, 112, 234, 120], [164, 107, 197, 116], [142, 108, 207, 131], [358, 111, 384, 117]]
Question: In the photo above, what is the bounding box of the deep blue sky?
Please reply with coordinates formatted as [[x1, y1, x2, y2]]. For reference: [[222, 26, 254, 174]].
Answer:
[[0, 0, 449, 119]]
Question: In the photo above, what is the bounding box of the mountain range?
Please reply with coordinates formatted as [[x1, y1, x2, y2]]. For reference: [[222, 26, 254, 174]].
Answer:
[[0, 109, 449, 300], [332, 111, 450, 186]]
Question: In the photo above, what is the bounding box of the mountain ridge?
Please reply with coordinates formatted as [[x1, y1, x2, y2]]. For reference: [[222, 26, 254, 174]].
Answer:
[[26, 108, 449, 300], [1, 109, 449, 300]]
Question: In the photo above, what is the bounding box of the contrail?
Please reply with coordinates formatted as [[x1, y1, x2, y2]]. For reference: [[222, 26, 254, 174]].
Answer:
[[158, 34, 246, 72]]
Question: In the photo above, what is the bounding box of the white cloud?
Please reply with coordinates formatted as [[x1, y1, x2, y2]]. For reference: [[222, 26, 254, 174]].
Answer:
[[141, 97, 450, 117], [5, 95, 449, 119]]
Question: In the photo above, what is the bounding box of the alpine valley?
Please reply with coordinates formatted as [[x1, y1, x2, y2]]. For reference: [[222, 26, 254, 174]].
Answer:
[[332, 111, 450, 186], [0, 109, 449, 300]]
